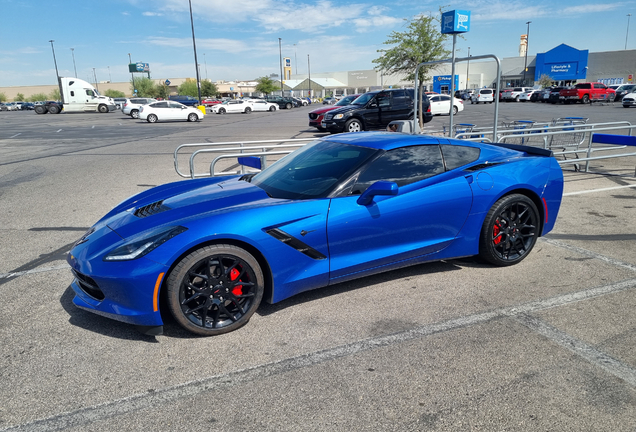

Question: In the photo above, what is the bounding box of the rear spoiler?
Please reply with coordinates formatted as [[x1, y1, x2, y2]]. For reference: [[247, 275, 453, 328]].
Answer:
[[491, 143, 553, 157]]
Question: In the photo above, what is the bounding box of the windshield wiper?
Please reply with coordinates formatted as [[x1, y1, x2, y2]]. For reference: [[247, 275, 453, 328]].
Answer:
[[239, 173, 256, 182]]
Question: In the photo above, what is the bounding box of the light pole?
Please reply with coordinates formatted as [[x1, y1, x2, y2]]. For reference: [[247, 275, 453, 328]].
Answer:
[[466, 46, 470, 90], [49, 40, 59, 82], [108, 66, 112, 83], [128, 53, 136, 95], [279, 38, 284, 96], [92, 68, 99, 92], [70, 48, 77, 78], [626, 14, 632, 50], [523, 21, 531, 85], [204, 53, 208, 80], [307, 54, 311, 99], [293, 43, 298, 75], [188, 0, 202, 104]]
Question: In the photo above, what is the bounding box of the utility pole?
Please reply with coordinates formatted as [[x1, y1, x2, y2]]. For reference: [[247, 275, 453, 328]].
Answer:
[[523, 21, 531, 85], [279, 38, 284, 96], [70, 48, 77, 78]]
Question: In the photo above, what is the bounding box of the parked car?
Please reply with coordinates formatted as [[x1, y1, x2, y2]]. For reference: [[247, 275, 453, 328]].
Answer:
[[113, 98, 127, 110], [4, 102, 19, 111], [530, 90, 543, 102], [168, 95, 201, 106], [549, 87, 566, 104], [0, 103, 7, 111], [518, 89, 539, 102], [321, 88, 432, 134], [308, 94, 360, 131], [293, 97, 309, 106], [322, 97, 337, 105], [559, 82, 615, 104], [122, 98, 157, 118], [502, 87, 532, 102], [202, 98, 222, 106], [470, 89, 494, 104], [244, 99, 278, 112], [138, 100, 204, 123], [613, 84, 636, 102], [66, 132, 564, 336], [540, 87, 553, 103], [210, 99, 255, 114], [429, 94, 464, 115], [265, 96, 295, 109], [621, 92, 636, 108]]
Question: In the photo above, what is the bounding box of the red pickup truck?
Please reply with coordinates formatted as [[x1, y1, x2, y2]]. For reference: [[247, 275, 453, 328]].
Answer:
[[559, 83, 615, 104]]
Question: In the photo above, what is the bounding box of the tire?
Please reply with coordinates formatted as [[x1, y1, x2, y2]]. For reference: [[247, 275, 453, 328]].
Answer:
[[35, 105, 48, 114], [130, 109, 139, 119], [269, 106, 276, 112], [244, 107, 251, 114], [166, 244, 264, 336], [48, 104, 60, 114], [515, 96, 519, 102], [478, 194, 540, 266], [98, 104, 108, 113], [285, 103, 292, 109], [147, 114, 158, 123], [581, 94, 590, 104], [218, 108, 226, 114], [344, 118, 363, 133], [471, 100, 474, 104], [187, 113, 199, 122], [452, 106, 458, 115]]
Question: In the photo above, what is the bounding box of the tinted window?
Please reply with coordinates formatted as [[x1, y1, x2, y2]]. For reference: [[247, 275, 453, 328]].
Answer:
[[377, 92, 391, 107], [576, 83, 591, 89], [169, 102, 183, 108], [441, 145, 481, 170], [353, 145, 444, 194], [152, 102, 169, 108]]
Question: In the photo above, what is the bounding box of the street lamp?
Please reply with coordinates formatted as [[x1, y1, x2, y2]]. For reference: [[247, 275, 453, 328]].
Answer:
[[108, 66, 112, 83], [466, 47, 470, 90], [523, 21, 531, 85], [293, 43, 298, 75], [129, 53, 136, 95], [307, 54, 311, 99], [92, 67, 99, 92], [279, 38, 284, 96], [626, 14, 632, 50], [204, 53, 208, 80], [49, 40, 60, 83], [188, 0, 202, 104], [70, 48, 77, 78]]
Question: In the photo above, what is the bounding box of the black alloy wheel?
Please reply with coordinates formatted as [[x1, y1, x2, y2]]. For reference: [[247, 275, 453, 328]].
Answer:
[[479, 194, 540, 266], [167, 245, 264, 336]]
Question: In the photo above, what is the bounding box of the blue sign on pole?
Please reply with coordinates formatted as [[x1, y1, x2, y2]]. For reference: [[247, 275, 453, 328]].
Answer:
[[441, 10, 471, 34], [165, 79, 171, 86]]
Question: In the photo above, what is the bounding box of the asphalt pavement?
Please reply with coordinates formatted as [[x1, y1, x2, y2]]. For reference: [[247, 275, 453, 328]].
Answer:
[[1, 101, 636, 431]]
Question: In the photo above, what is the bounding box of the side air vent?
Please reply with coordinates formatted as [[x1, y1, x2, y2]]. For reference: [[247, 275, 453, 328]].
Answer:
[[465, 162, 503, 172], [134, 200, 170, 218], [266, 228, 326, 260]]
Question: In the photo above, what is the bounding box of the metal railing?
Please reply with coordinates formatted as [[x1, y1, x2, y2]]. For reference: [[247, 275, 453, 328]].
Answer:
[[173, 138, 315, 178]]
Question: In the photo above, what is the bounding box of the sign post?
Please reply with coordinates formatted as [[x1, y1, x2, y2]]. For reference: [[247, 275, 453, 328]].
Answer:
[[441, 10, 470, 137]]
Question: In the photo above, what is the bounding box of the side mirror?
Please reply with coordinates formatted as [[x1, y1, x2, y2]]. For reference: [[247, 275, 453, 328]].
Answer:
[[357, 181, 398, 206], [368, 101, 378, 108]]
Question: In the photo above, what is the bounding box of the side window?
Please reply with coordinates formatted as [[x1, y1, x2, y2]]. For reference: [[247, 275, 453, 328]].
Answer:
[[169, 102, 182, 108], [376, 92, 391, 107], [153, 102, 169, 108], [441, 145, 481, 170], [352, 145, 444, 194], [85, 89, 94, 97]]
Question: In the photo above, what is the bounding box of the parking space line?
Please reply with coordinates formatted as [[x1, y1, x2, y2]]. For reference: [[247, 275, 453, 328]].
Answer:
[[5, 277, 636, 432], [9, 133, 21, 138], [516, 313, 636, 387], [541, 238, 636, 273], [563, 184, 636, 196], [56, 129, 62, 133], [0, 264, 69, 280]]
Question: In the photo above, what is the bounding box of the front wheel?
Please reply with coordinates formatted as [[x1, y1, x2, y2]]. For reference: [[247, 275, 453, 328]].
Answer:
[[35, 105, 47, 114], [98, 104, 108, 113], [269, 106, 276, 112], [479, 194, 540, 266], [244, 107, 251, 114], [147, 114, 158, 123], [187, 113, 199, 122], [581, 94, 590, 104], [218, 108, 226, 114], [166, 245, 264, 336], [344, 118, 363, 132]]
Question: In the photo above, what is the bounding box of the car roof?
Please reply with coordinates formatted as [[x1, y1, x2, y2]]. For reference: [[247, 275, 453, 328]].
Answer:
[[321, 131, 469, 151]]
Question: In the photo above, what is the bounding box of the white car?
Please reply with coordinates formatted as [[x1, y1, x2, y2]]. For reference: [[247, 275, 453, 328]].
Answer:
[[244, 99, 278, 112], [622, 92, 636, 108], [122, 98, 156, 119], [210, 99, 253, 114], [4, 102, 20, 111], [429, 95, 464, 115], [518, 89, 539, 102], [470, 89, 494, 104], [139, 101, 204, 123]]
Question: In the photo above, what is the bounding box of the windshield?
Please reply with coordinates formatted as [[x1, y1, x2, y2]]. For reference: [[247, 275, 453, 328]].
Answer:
[[335, 95, 358, 106], [351, 93, 376, 105], [251, 140, 378, 199]]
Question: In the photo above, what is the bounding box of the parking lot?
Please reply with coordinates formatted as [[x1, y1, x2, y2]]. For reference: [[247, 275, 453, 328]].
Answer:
[[1, 101, 636, 431]]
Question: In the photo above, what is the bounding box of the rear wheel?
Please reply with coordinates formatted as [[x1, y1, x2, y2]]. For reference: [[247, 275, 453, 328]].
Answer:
[[452, 106, 458, 115], [35, 105, 47, 114], [147, 114, 158, 123], [582, 94, 590, 104], [285, 103, 292, 109], [166, 245, 264, 336], [187, 113, 199, 122], [130, 109, 139, 119], [218, 108, 226, 114], [244, 107, 251, 114], [269, 105, 276, 112], [479, 194, 540, 266], [48, 104, 60, 114]]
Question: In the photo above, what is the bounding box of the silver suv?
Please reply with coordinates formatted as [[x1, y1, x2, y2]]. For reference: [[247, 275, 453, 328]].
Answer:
[[122, 98, 156, 118]]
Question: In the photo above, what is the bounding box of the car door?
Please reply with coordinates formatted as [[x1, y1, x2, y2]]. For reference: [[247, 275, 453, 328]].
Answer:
[[327, 144, 473, 283], [167, 102, 186, 120], [429, 95, 444, 114]]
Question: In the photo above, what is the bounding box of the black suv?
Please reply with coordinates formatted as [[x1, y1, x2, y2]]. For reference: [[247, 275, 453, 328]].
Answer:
[[265, 96, 295, 109], [321, 89, 432, 134]]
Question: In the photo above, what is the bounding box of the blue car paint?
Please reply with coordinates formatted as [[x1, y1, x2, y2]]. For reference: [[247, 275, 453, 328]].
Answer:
[[67, 132, 564, 330]]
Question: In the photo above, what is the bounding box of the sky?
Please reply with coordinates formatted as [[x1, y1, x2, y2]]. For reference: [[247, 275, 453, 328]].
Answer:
[[1, 0, 635, 88]]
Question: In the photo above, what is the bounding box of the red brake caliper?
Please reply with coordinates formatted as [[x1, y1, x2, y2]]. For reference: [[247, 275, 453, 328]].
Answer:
[[493, 221, 502, 245], [230, 268, 243, 296]]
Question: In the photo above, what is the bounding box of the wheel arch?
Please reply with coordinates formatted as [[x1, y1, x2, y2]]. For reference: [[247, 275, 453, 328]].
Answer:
[[494, 188, 546, 235], [158, 238, 275, 319]]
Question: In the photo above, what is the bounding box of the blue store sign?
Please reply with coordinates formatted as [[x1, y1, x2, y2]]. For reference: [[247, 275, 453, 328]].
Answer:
[[441, 10, 471, 34]]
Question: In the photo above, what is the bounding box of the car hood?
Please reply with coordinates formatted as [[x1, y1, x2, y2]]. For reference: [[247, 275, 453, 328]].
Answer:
[[326, 104, 365, 116], [308, 105, 340, 115], [101, 177, 279, 239]]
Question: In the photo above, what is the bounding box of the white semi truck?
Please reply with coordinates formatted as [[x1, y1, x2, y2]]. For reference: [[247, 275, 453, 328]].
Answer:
[[35, 77, 117, 114]]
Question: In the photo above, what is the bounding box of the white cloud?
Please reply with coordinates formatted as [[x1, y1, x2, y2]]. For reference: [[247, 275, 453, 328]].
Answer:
[[143, 11, 163, 17]]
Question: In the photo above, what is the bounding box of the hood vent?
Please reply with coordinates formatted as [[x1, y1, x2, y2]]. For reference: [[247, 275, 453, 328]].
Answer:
[[134, 200, 170, 218]]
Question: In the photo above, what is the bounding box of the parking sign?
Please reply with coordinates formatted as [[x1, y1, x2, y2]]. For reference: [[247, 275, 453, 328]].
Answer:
[[441, 10, 471, 34]]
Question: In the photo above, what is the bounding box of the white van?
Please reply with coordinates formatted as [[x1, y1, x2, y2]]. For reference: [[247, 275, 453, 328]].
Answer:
[[470, 88, 494, 104]]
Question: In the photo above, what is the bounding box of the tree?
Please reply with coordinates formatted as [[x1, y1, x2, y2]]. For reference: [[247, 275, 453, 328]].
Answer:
[[14, 93, 25, 101], [255, 76, 279, 95], [49, 88, 61, 101], [372, 14, 451, 126], [201, 80, 218, 98], [155, 83, 169, 100], [29, 93, 48, 102], [0, 92, 6, 102], [131, 77, 157, 97], [178, 80, 199, 97], [104, 89, 125, 98], [537, 74, 554, 88]]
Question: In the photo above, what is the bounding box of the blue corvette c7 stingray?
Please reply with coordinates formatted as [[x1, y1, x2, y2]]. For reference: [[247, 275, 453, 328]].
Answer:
[[67, 132, 564, 336]]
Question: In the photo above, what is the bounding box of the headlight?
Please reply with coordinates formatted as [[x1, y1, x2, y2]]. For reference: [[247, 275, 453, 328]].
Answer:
[[333, 113, 344, 119], [104, 226, 187, 261]]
